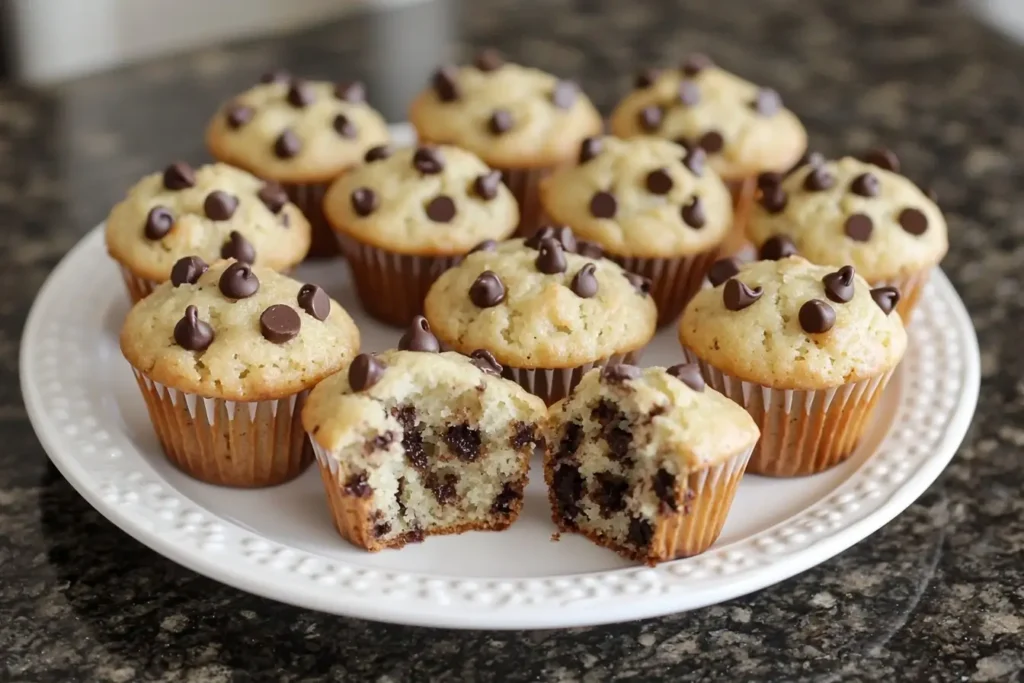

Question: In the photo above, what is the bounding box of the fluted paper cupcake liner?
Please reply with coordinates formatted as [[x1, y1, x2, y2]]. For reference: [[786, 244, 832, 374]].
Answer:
[[502, 349, 643, 406], [613, 248, 721, 327], [335, 232, 463, 327], [500, 166, 553, 238], [721, 177, 758, 259], [117, 264, 160, 304], [282, 180, 338, 259], [680, 349, 894, 477], [310, 442, 378, 550], [874, 268, 930, 323], [132, 369, 312, 487]]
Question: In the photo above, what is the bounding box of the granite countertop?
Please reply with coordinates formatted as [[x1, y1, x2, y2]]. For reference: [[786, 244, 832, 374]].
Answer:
[[2, 0, 1022, 680]]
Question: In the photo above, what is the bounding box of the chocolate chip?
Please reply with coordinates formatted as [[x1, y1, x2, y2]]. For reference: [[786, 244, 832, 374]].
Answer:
[[488, 109, 513, 135], [334, 80, 365, 103], [260, 69, 290, 84], [162, 162, 195, 191], [589, 191, 617, 219], [789, 150, 825, 175], [343, 472, 372, 498], [803, 166, 835, 191], [469, 239, 497, 254], [425, 195, 457, 223], [758, 172, 783, 191], [681, 196, 706, 228], [870, 286, 901, 315], [645, 168, 674, 195], [637, 105, 663, 132], [226, 104, 254, 129], [682, 146, 706, 176], [551, 80, 577, 109], [845, 213, 874, 241], [257, 182, 289, 214], [667, 363, 705, 392], [759, 184, 788, 214], [678, 80, 701, 106], [218, 261, 260, 299], [535, 238, 567, 274], [445, 423, 482, 461], [553, 464, 585, 523], [260, 304, 301, 344], [724, 279, 762, 311], [682, 53, 714, 76], [474, 48, 504, 72], [426, 472, 459, 505], [579, 136, 602, 164], [432, 66, 460, 102], [220, 231, 256, 264], [625, 272, 651, 295], [862, 148, 900, 173], [593, 471, 629, 516], [576, 240, 604, 259], [558, 422, 583, 458], [570, 263, 598, 298], [799, 299, 836, 334], [170, 256, 208, 287], [635, 68, 660, 89], [470, 271, 506, 308], [491, 483, 521, 515], [601, 363, 642, 383], [364, 145, 391, 163], [286, 81, 315, 107], [350, 187, 378, 217], [394, 406, 425, 469], [707, 257, 741, 287], [398, 316, 440, 352], [274, 129, 301, 158], [349, 353, 385, 391], [373, 522, 391, 538], [174, 305, 214, 352], [473, 170, 502, 200], [627, 516, 654, 548], [332, 113, 357, 138], [751, 88, 782, 116], [413, 147, 444, 174], [525, 225, 577, 253], [653, 469, 677, 512], [822, 265, 856, 304], [470, 349, 502, 376], [850, 172, 880, 197], [144, 207, 173, 240], [759, 234, 798, 260], [899, 207, 928, 235], [203, 191, 238, 221], [297, 283, 330, 320]]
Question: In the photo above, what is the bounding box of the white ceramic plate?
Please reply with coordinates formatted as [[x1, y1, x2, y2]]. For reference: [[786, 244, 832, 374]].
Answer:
[[20, 125, 979, 630]]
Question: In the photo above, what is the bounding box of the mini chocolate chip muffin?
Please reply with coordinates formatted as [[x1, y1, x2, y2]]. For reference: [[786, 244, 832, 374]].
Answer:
[[205, 72, 389, 258], [408, 49, 603, 236], [544, 362, 759, 564], [539, 136, 733, 326], [121, 258, 359, 487], [105, 162, 310, 302], [323, 144, 519, 326], [302, 317, 546, 551], [423, 233, 658, 404], [678, 256, 907, 476], [747, 151, 948, 320], [610, 54, 807, 258]]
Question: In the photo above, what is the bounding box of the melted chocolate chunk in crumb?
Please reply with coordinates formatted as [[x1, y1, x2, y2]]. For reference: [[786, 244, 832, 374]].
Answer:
[[593, 400, 633, 465], [593, 472, 630, 517], [369, 431, 396, 453], [558, 422, 583, 459], [553, 464, 585, 524], [510, 422, 538, 451], [653, 469, 678, 513], [628, 516, 654, 548], [343, 472, 372, 498], [491, 482, 522, 515], [425, 472, 459, 505], [393, 406, 427, 469], [445, 423, 482, 461], [373, 522, 392, 538]]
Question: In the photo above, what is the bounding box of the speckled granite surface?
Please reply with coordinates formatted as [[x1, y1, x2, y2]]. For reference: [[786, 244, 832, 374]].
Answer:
[[2, 0, 1022, 681]]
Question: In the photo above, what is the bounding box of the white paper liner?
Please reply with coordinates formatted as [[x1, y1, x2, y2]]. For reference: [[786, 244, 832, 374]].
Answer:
[[722, 177, 758, 258], [117, 264, 160, 303], [614, 248, 720, 327], [282, 180, 337, 259], [503, 349, 643, 406]]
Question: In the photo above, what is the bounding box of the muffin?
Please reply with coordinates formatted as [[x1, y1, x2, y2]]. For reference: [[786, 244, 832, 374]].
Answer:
[[105, 162, 310, 302], [609, 54, 807, 258], [121, 258, 359, 486], [205, 72, 389, 258], [423, 233, 658, 405], [323, 144, 519, 326], [539, 136, 733, 326], [408, 50, 603, 236], [544, 362, 759, 564], [678, 256, 906, 477], [746, 151, 947, 320], [302, 317, 547, 551]]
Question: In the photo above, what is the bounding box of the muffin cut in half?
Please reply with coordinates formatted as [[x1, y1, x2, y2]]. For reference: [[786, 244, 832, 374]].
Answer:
[[543, 363, 759, 564], [302, 317, 547, 550]]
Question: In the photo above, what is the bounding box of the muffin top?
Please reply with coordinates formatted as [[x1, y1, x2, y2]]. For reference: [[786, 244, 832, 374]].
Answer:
[[539, 136, 733, 258], [408, 51, 603, 168], [679, 256, 907, 389], [106, 163, 310, 283], [205, 74, 390, 183], [551, 363, 760, 468], [121, 259, 359, 400], [424, 234, 658, 367], [322, 145, 519, 254], [747, 154, 948, 281], [609, 55, 806, 181]]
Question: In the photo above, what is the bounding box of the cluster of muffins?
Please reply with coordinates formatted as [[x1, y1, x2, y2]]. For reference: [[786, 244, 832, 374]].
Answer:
[[104, 51, 945, 566]]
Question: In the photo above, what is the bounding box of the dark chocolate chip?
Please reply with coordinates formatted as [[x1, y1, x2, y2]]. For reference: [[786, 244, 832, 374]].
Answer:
[[398, 316, 440, 353], [260, 69, 290, 84], [260, 304, 301, 344], [570, 263, 599, 298], [426, 472, 459, 505], [257, 182, 289, 214], [724, 279, 762, 311], [862, 148, 900, 173], [488, 109, 513, 135], [707, 257, 741, 287], [558, 422, 583, 459], [845, 213, 874, 242], [759, 234, 798, 260], [170, 256, 208, 287], [474, 48, 504, 72], [589, 191, 617, 219], [681, 196, 706, 228], [393, 406, 425, 469], [173, 305, 214, 351], [653, 469, 677, 512], [286, 80, 315, 107], [682, 53, 714, 76], [637, 105, 663, 132], [371, 432, 395, 453], [593, 471, 629, 516], [226, 104, 254, 129], [553, 464, 585, 523], [667, 363, 705, 392], [203, 191, 239, 221], [332, 113, 357, 138], [678, 80, 701, 106], [144, 206, 173, 240], [635, 68, 661, 89], [601, 363, 642, 383], [334, 80, 365, 103], [364, 145, 391, 163], [757, 172, 783, 191], [469, 239, 497, 254], [525, 225, 577, 253], [822, 265, 856, 304], [349, 353, 385, 391], [682, 146, 706, 176], [645, 168, 674, 195], [163, 162, 195, 191], [624, 272, 651, 295], [551, 80, 578, 109], [218, 261, 260, 299], [759, 184, 788, 214], [751, 88, 782, 116], [425, 195, 457, 223], [627, 516, 654, 548], [535, 238, 567, 274], [473, 170, 502, 200], [350, 187, 378, 217], [297, 283, 330, 321], [343, 472, 372, 498], [898, 207, 928, 235], [850, 172, 880, 197], [220, 231, 256, 264], [373, 522, 391, 538], [696, 130, 724, 154], [491, 483, 521, 515], [870, 286, 901, 315], [445, 423, 482, 461], [789, 150, 825, 175], [470, 271, 506, 308], [799, 299, 836, 334], [432, 66, 460, 102], [578, 136, 602, 164], [576, 240, 604, 259], [803, 166, 835, 191], [413, 147, 444, 174], [274, 129, 301, 158], [510, 422, 536, 451], [470, 349, 502, 376]]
